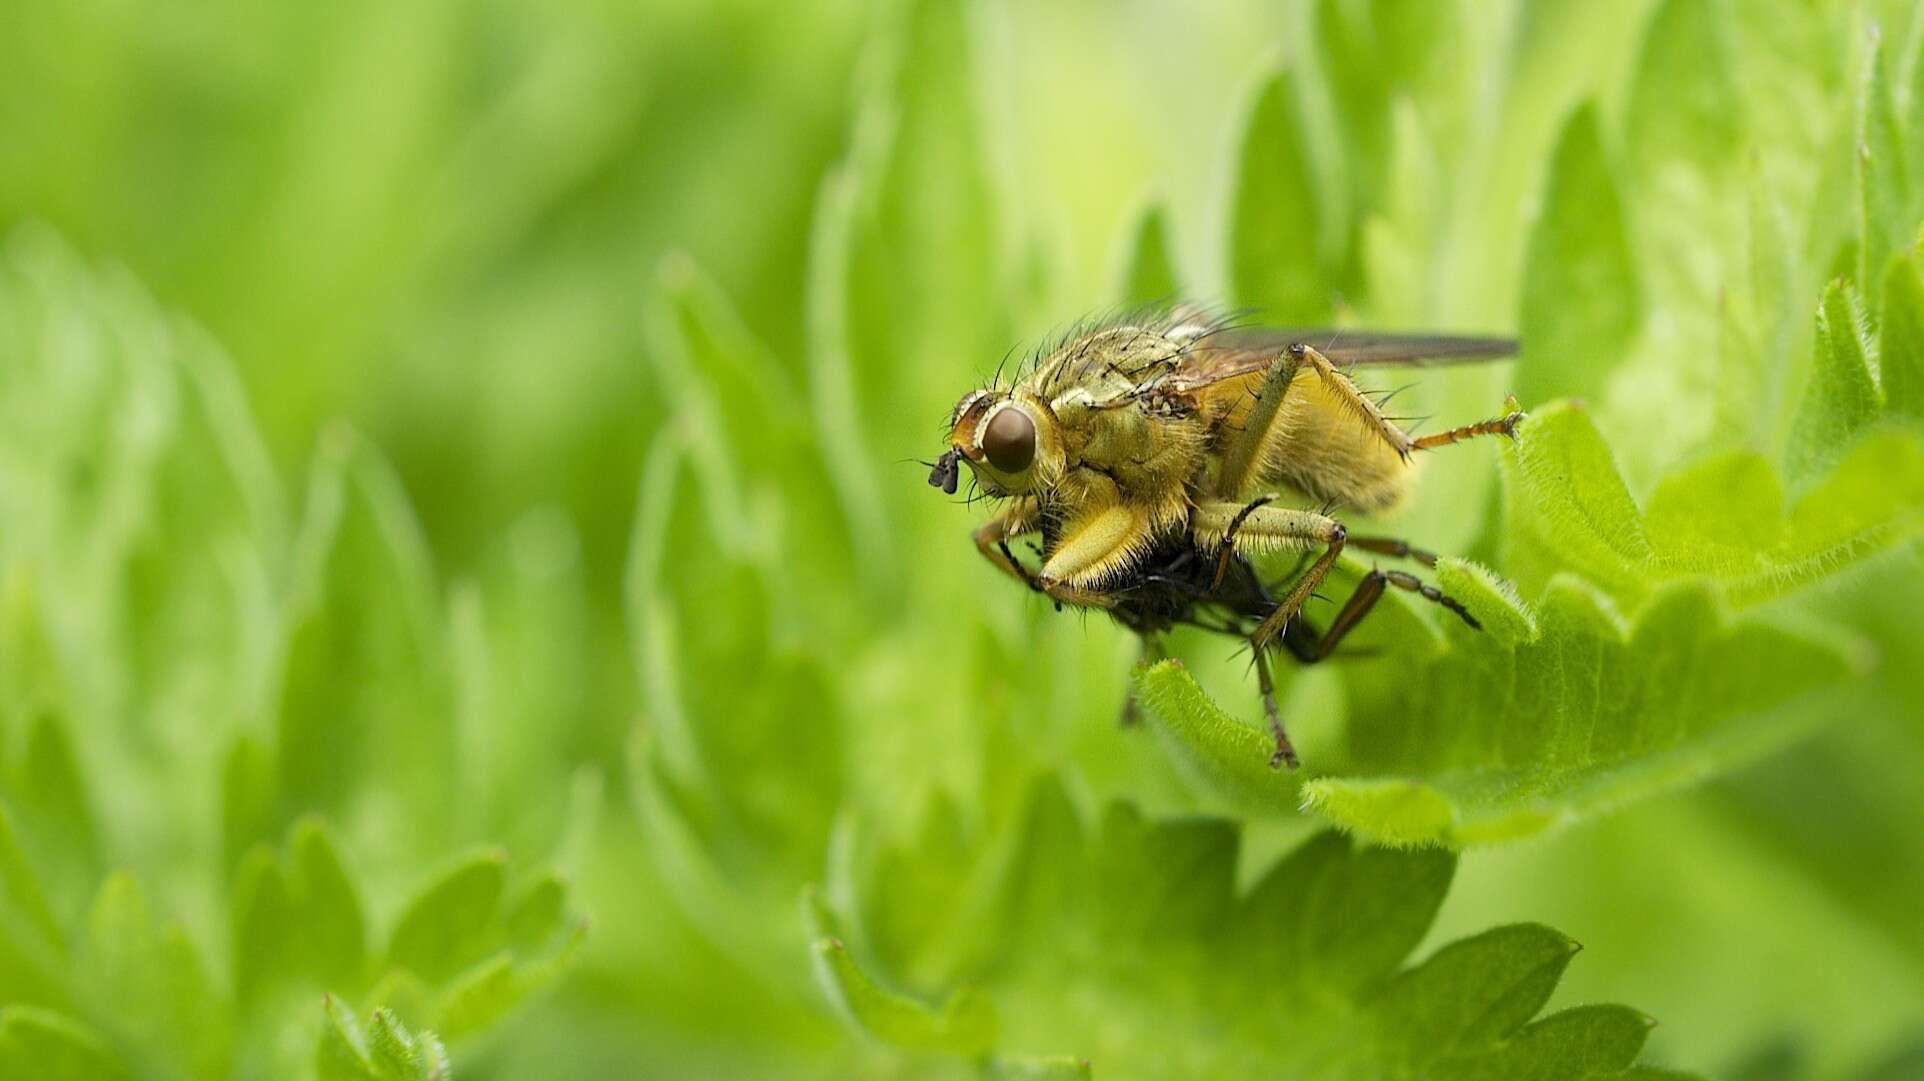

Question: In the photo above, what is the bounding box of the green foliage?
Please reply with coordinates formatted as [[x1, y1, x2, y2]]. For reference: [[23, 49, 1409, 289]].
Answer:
[[1518, 104, 1641, 408], [1229, 71, 1331, 322], [4, 0, 1924, 1079], [315, 999, 448, 1081], [810, 787, 1695, 1079], [1114, 203, 1181, 306], [0, 235, 581, 1077]]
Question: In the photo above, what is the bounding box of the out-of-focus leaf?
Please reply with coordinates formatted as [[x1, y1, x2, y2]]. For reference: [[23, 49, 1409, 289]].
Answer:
[[1787, 280, 1882, 485], [385, 852, 505, 986], [1229, 70, 1330, 321], [1113, 203, 1180, 305], [814, 793, 1694, 1077], [230, 846, 297, 1005], [9, 713, 98, 918], [0, 1007, 128, 1080], [278, 428, 454, 835], [0, 802, 65, 1008], [1878, 247, 1924, 422], [75, 873, 227, 1080], [220, 735, 276, 875], [316, 998, 448, 1081], [1518, 103, 1640, 407], [287, 818, 368, 991], [232, 818, 371, 1002], [1859, 36, 1912, 294], [808, 891, 996, 1057], [1625, 0, 1741, 178], [434, 919, 585, 1042]]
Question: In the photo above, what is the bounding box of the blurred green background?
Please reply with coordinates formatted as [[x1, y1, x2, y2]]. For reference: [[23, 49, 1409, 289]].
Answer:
[[5, 0, 1924, 1078]]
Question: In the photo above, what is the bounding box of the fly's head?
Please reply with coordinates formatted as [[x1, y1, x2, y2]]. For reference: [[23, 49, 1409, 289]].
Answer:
[[928, 387, 1063, 500]]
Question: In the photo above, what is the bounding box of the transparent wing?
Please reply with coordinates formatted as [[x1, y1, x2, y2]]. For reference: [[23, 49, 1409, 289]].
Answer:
[[1171, 326, 1516, 389]]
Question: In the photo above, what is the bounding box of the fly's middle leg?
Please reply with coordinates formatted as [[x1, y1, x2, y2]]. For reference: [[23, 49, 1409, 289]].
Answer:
[[1250, 644, 1298, 770], [972, 497, 1040, 587], [1346, 534, 1440, 567], [1192, 501, 1347, 653]]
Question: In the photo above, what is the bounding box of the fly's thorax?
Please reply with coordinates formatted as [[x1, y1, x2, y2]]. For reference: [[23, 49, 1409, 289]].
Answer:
[[1053, 387, 1210, 495]]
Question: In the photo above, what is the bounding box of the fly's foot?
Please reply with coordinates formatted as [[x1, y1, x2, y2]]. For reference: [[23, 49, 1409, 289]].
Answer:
[[1262, 678, 1299, 769], [1252, 645, 1301, 771], [1411, 410, 1529, 452], [1268, 733, 1300, 771]]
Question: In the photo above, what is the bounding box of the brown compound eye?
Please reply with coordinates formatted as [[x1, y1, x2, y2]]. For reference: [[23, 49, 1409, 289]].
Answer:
[[982, 406, 1036, 473]]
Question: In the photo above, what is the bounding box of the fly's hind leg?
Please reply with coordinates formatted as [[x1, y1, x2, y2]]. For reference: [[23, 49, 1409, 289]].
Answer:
[[1284, 566, 1482, 664], [1215, 343, 1428, 497], [1410, 410, 1525, 452]]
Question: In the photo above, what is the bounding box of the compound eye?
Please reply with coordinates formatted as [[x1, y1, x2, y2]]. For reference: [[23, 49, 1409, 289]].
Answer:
[[982, 406, 1036, 473]]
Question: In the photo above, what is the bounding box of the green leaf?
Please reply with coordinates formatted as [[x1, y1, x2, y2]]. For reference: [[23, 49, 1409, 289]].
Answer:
[[1113, 202, 1180, 305], [385, 852, 505, 985], [1228, 70, 1330, 320], [809, 937, 997, 1056], [1140, 572, 1860, 849], [1432, 1004, 1657, 1081], [1518, 103, 1640, 407], [816, 798, 1692, 1077], [1625, 0, 1741, 178], [287, 817, 368, 991], [1860, 33, 1912, 292], [230, 845, 297, 1005], [1787, 280, 1883, 484], [278, 429, 453, 828], [1878, 246, 1924, 422], [1503, 402, 1924, 603], [220, 735, 277, 875], [10, 712, 99, 916], [230, 819, 370, 1001], [1132, 660, 1299, 815], [0, 1007, 127, 1081], [989, 1056, 1092, 1079], [76, 872, 228, 1079], [316, 998, 448, 1081], [433, 919, 584, 1041], [1501, 403, 1652, 598]]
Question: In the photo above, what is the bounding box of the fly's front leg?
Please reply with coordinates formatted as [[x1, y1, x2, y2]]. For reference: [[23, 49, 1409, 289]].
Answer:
[[1192, 501, 1346, 652], [972, 497, 1041, 590], [1213, 343, 1422, 498], [1036, 500, 1154, 602]]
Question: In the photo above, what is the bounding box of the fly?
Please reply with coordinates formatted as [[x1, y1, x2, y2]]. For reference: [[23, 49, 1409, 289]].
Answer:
[[930, 305, 1521, 769]]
